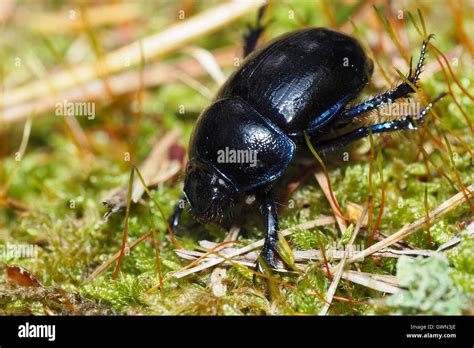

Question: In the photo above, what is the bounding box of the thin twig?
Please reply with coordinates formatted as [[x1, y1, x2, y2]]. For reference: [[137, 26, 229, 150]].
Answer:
[[3, 47, 236, 124], [184, 46, 227, 85], [172, 216, 336, 278], [342, 184, 474, 267], [2, 0, 264, 109], [315, 171, 347, 234], [22, 3, 141, 33], [102, 129, 182, 220], [436, 221, 474, 252], [319, 204, 368, 315], [374, 248, 435, 258], [84, 230, 154, 283], [340, 270, 401, 294], [1, 117, 33, 197], [208, 225, 240, 297], [175, 248, 401, 293]]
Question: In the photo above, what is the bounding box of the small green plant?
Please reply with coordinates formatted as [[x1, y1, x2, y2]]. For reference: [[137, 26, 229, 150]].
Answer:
[[387, 254, 466, 315]]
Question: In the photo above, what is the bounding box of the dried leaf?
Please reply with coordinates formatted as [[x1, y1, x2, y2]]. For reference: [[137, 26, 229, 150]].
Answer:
[[5, 265, 43, 288]]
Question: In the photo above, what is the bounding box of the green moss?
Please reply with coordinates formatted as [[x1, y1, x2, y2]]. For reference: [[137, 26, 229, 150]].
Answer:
[[1, 0, 472, 316], [286, 267, 329, 314], [449, 229, 474, 294]]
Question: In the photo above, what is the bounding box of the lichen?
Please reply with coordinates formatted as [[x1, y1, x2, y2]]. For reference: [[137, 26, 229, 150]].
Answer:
[[387, 255, 467, 315]]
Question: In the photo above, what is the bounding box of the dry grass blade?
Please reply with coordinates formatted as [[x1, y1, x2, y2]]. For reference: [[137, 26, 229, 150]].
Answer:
[[176, 248, 259, 263], [2, 0, 264, 109], [192, 242, 438, 261], [113, 167, 135, 279], [224, 225, 241, 242], [208, 225, 240, 297], [374, 248, 435, 258], [3, 47, 236, 124], [1, 117, 32, 197], [436, 221, 474, 252], [0, 0, 14, 24], [175, 248, 304, 274], [172, 216, 336, 278], [344, 184, 474, 266], [23, 3, 141, 33], [341, 271, 401, 294], [17, 118, 32, 158], [84, 230, 154, 283], [175, 247, 402, 293], [102, 129, 182, 220], [184, 46, 227, 85], [130, 129, 182, 202], [176, 71, 214, 99], [319, 204, 368, 315], [314, 171, 347, 233]]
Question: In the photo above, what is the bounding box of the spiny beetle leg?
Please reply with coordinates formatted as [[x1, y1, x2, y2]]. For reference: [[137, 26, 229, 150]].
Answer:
[[338, 35, 433, 126], [314, 92, 447, 154], [255, 187, 280, 272]]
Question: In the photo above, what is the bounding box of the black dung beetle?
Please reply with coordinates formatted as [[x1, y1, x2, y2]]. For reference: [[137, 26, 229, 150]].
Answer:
[[168, 21, 445, 270]]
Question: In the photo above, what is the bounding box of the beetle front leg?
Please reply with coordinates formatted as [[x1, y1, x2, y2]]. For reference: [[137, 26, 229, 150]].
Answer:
[[337, 36, 432, 126], [256, 188, 280, 271], [168, 195, 187, 235]]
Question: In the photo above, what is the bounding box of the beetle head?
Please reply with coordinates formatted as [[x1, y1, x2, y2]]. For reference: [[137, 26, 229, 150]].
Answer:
[[184, 161, 234, 224]]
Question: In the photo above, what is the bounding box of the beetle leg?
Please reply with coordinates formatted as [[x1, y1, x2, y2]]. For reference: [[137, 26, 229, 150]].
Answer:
[[256, 188, 280, 271], [168, 195, 187, 234], [242, 3, 268, 58], [338, 36, 433, 126], [314, 92, 447, 153]]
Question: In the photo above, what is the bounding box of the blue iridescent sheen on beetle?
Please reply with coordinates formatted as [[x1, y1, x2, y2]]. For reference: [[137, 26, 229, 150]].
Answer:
[[168, 22, 445, 270]]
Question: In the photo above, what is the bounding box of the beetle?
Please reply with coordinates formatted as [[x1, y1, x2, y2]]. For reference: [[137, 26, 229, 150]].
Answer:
[[168, 17, 445, 271]]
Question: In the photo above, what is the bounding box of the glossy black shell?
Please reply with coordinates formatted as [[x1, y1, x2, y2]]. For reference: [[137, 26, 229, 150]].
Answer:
[[188, 28, 372, 192], [188, 97, 296, 192], [217, 28, 372, 134]]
